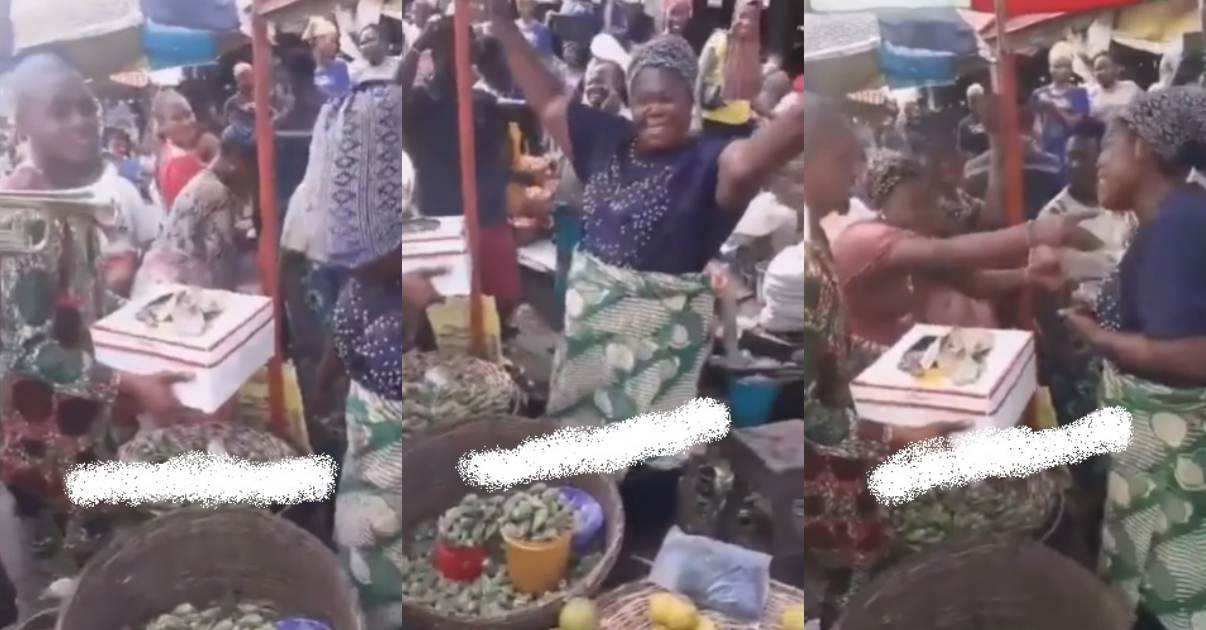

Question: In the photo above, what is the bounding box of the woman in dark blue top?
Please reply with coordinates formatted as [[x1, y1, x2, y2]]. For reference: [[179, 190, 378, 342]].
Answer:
[[488, 0, 804, 429], [1067, 88, 1206, 386], [1064, 87, 1206, 629]]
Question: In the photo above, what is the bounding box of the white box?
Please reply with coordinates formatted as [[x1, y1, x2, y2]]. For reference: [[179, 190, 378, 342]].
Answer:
[[849, 325, 1037, 432], [91, 285, 274, 413]]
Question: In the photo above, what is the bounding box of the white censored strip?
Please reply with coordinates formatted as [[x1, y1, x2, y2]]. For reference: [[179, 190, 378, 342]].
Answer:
[[868, 406, 1134, 506], [458, 397, 732, 490], [64, 453, 338, 508]]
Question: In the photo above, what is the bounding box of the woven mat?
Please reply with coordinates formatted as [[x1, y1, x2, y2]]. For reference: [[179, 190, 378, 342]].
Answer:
[[597, 580, 803, 629]]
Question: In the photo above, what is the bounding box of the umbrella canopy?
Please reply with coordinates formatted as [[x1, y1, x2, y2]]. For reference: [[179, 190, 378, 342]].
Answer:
[[804, 10, 987, 94], [807, 0, 1140, 15], [9, 0, 245, 78], [802, 12, 882, 93]]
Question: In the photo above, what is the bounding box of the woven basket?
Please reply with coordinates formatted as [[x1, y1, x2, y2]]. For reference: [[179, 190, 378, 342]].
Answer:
[[400, 417, 624, 630], [836, 538, 1130, 630], [117, 422, 300, 514], [597, 579, 805, 629], [401, 353, 522, 434], [56, 507, 362, 630]]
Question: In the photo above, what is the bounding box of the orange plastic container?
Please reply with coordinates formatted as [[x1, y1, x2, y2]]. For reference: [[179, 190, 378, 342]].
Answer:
[[502, 529, 572, 594]]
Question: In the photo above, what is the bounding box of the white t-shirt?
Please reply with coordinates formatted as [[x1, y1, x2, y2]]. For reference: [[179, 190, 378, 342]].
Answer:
[[92, 165, 164, 252], [1088, 80, 1142, 123], [735, 191, 800, 257]]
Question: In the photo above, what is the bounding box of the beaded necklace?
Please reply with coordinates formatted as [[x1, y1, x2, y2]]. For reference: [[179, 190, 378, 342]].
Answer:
[[579, 140, 677, 269]]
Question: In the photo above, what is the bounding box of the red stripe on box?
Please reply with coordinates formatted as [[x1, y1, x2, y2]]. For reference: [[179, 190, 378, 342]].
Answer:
[[92, 299, 272, 353], [856, 354, 1036, 418], [94, 315, 273, 369]]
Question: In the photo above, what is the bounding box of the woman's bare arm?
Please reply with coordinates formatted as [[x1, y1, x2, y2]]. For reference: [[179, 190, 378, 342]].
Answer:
[[939, 269, 1028, 298], [884, 225, 1031, 273], [1073, 315, 1206, 387]]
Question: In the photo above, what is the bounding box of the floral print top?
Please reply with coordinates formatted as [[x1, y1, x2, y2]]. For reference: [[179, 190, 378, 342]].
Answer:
[[803, 234, 893, 568], [133, 169, 245, 298], [0, 179, 124, 505]]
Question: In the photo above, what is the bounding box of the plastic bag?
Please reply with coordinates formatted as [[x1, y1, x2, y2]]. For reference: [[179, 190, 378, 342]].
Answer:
[[648, 527, 771, 622]]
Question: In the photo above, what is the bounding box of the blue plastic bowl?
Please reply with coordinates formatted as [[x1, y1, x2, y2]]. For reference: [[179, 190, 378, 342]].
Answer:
[[276, 619, 333, 630], [558, 486, 605, 555], [727, 376, 781, 428]]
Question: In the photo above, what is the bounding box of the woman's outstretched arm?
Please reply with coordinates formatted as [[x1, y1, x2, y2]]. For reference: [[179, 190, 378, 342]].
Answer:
[[880, 212, 1101, 276], [487, 0, 572, 159]]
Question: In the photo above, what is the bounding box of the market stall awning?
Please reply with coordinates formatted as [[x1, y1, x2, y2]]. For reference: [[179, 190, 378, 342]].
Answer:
[[807, 0, 1140, 15], [977, 9, 1112, 53], [1112, 0, 1198, 53]]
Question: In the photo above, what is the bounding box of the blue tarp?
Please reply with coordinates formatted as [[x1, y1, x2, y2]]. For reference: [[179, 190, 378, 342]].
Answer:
[[141, 22, 220, 70], [877, 41, 959, 88], [875, 9, 978, 89], [140, 0, 239, 33], [876, 8, 979, 55]]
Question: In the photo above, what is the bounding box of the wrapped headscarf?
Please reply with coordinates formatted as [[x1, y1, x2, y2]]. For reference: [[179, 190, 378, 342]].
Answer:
[[628, 35, 698, 98], [723, 0, 762, 102], [1119, 87, 1206, 172], [865, 149, 925, 209]]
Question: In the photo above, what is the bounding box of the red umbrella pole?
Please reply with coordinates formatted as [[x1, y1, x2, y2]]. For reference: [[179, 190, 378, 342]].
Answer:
[[453, 0, 486, 358], [252, 3, 286, 434], [992, 0, 1030, 326], [994, 0, 1038, 429]]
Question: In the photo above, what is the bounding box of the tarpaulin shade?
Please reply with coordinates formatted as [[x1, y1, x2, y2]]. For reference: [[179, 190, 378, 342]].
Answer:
[[808, 0, 1139, 15], [804, 9, 985, 92], [878, 41, 959, 88], [10, 0, 142, 52], [140, 0, 240, 32], [141, 22, 219, 70], [877, 8, 979, 54]]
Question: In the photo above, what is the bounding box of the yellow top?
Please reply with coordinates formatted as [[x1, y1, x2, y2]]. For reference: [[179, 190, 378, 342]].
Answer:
[[701, 32, 752, 126]]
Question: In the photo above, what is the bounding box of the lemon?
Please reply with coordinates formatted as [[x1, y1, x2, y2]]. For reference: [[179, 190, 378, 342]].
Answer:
[[663, 597, 699, 630], [648, 593, 675, 624], [558, 597, 599, 630], [696, 617, 717, 630], [780, 604, 806, 630]]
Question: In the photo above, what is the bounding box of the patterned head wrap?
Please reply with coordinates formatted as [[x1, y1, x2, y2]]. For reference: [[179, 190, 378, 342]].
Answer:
[[865, 149, 925, 209], [1119, 87, 1206, 172], [628, 35, 698, 98]]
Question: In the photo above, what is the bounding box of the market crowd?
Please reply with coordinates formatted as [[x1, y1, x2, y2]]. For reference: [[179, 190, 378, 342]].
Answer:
[[803, 39, 1206, 630], [0, 0, 804, 626]]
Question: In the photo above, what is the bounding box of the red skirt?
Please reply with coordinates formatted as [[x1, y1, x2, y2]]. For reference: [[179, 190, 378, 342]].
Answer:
[[475, 224, 521, 307]]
